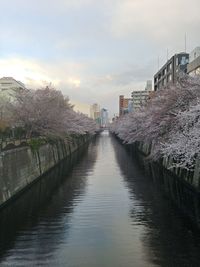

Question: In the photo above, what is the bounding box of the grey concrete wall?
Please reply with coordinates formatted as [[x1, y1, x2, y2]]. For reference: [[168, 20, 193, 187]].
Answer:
[[0, 136, 90, 208], [136, 141, 197, 188], [113, 134, 200, 227], [125, 141, 200, 228]]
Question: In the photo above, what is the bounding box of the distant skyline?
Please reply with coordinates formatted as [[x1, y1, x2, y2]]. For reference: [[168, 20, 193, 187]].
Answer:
[[1, 0, 200, 116]]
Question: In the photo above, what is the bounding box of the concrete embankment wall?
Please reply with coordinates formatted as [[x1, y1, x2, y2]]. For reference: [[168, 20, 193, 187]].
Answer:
[[123, 140, 200, 228], [0, 135, 90, 208]]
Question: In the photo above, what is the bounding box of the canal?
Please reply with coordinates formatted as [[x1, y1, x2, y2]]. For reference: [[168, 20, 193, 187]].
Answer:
[[1, 131, 200, 266]]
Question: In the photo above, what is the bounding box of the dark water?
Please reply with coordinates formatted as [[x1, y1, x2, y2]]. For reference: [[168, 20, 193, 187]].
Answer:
[[1, 131, 200, 267]]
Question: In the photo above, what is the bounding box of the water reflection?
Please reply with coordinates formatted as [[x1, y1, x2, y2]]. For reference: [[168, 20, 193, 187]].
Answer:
[[0, 139, 98, 266], [1, 133, 200, 266], [112, 136, 200, 267]]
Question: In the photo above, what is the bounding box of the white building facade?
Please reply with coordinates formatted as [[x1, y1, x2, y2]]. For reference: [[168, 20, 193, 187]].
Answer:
[[131, 91, 151, 110], [0, 77, 26, 101], [0, 77, 26, 121], [131, 81, 152, 111]]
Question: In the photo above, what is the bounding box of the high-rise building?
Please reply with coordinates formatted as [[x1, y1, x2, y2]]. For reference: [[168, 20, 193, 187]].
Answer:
[[131, 90, 151, 111], [187, 47, 200, 76], [90, 103, 100, 119], [119, 95, 132, 116], [90, 103, 101, 125], [128, 99, 133, 113], [154, 53, 189, 91], [100, 108, 109, 127], [131, 80, 152, 111], [145, 80, 152, 91]]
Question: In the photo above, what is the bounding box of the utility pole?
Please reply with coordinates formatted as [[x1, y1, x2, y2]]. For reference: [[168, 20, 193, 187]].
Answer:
[[158, 56, 160, 71]]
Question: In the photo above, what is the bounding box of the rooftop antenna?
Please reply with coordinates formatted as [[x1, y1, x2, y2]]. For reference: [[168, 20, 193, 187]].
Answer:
[[158, 56, 160, 70], [167, 48, 169, 61]]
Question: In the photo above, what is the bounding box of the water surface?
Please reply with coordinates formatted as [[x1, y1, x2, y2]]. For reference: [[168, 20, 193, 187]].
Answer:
[[1, 131, 200, 267]]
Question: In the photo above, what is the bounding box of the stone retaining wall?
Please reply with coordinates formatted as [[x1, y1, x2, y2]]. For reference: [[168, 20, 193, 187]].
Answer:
[[0, 135, 90, 208], [111, 134, 200, 228]]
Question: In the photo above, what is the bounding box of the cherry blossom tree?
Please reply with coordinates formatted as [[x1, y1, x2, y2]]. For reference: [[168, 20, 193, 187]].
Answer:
[[63, 109, 98, 135], [161, 102, 200, 169], [9, 86, 98, 138], [111, 75, 200, 169]]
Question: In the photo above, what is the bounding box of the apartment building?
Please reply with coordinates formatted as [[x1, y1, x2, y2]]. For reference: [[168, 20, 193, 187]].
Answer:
[[131, 90, 151, 110], [119, 95, 132, 116], [154, 53, 189, 91], [187, 47, 200, 76]]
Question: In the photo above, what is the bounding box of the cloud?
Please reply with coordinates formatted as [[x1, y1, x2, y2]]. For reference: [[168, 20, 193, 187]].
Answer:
[[110, 0, 200, 50], [0, 57, 84, 90], [1, 0, 200, 117], [71, 100, 90, 115]]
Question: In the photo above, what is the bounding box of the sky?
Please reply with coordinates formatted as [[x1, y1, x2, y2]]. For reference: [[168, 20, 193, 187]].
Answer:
[[1, 0, 200, 116]]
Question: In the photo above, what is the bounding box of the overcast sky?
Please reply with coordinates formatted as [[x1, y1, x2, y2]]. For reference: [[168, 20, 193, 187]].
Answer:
[[1, 0, 200, 116]]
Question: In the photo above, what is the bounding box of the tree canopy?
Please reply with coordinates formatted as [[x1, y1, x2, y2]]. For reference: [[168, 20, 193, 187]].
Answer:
[[8, 86, 98, 138], [111, 75, 200, 169]]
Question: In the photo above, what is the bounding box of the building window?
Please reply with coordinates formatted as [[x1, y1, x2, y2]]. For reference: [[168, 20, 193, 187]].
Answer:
[[167, 74, 172, 82], [167, 63, 172, 71], [162, 68, 166, 76], [181, 56, 187, 65], [1, 83, 12, 86]]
